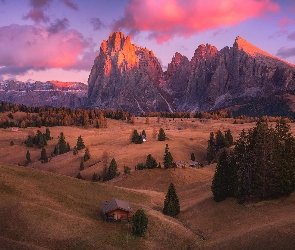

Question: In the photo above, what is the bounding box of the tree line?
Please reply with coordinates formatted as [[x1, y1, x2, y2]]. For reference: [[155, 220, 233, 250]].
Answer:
[[211, 118, 295, 203]]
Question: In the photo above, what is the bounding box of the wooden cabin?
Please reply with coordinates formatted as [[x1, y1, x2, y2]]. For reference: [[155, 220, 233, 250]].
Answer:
[[102, 199, 133, 222]]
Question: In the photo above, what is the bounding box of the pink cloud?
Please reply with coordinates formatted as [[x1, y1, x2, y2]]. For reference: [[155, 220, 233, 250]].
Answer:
[[278, 17, 295, 27], [114, 0, 280, 43], [0, 24, 93, 74]]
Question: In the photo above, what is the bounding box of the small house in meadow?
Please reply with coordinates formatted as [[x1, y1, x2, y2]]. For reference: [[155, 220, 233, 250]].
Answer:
[[102, 199, 133, 222], [189, 161, 199, 168], [173, 161, 186, 168]]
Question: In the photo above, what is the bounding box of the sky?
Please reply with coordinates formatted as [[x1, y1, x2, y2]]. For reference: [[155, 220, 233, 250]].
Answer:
[[0, 0, 295, 84]]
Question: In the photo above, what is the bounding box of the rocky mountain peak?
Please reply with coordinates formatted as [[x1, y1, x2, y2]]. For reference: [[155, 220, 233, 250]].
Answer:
[[191, 43, 219, 68], [233, 36, 274, 58]]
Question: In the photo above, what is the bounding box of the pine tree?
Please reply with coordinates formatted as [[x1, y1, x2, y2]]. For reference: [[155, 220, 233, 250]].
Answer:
[[224, 129, 234, 147], [142, 130, 146, 138], [158, 128, 166, 141], [40, 147, 48, 163], [45, 128, 51, 140], [215, 129, 226, 151], [76, 135, 85, 150], [146, 154, 157, 169], [26, 150, 31, 162], [132, 209, 148, 236], [163, 183, 180, 217], [191, 153, 195, 161], [56, 132, 68, 154], [73, 146, 78, 155], [76, 172, 83, 179], [211, 149, 231, 202], [83, 147, 91, 161], [206, 132, 216, 163], [80, 159, 84, 170], [164, 144, 173, 169], [106, 158, 118, 180], [25, 135, 34, 147], [131, 130, 143, 144], [92, 172, 100, 182]]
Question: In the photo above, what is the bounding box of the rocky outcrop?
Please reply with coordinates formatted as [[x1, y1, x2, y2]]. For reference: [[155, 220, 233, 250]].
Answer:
[[87, 31, 174, 112], [0, 80, 87, 108]]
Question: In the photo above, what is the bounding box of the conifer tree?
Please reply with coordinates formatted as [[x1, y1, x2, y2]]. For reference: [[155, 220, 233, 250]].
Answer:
[[76, 172, 83, 179], [92, 172, 100, 182], [158, 128, 166, 141], [45, 128, 51, 141], [146, 154, 157, 169], [163, 183, 180, 217], [83, 147, 91, 161], [40, 147, 48, 163], [211, 149, 231, 202], [131, 130, 143, 144], [132, 209, 148, 236], [224, 129, 234, 147], [106, 158, 118, 180], [26, 150, 31, 162], [206, 132, 216, 163], [76, 135, 85, 150], [57, 132, 68, 154], [164, 144, 173, 169], [191, 153, 195, 161], [215, 129, 226, 151], [73, 146, 78, 155], [25, 135, 34, 147], [80, 159, 84, 170]]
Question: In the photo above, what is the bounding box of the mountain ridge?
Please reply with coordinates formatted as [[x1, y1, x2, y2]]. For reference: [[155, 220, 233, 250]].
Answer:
[[87, 31, 295, 113]]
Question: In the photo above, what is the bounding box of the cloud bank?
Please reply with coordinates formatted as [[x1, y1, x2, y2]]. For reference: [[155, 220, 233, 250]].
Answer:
[[0, 24, 94, 76], [114, 0, 279, 43]]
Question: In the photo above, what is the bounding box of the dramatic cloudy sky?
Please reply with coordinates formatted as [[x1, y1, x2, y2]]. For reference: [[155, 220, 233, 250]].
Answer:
[[1, 0, 295, 83]]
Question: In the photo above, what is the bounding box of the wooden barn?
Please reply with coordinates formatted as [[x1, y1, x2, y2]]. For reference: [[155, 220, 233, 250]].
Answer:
[[102, 199, 133, 222]]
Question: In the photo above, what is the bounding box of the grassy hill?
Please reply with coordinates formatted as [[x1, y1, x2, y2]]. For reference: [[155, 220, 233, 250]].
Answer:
[[1, 117, 295, 249], [0, 164, 199, 250]]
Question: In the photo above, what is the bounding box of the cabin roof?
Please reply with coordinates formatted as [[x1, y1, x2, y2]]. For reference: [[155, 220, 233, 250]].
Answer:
[[102, 199, 133, 214]]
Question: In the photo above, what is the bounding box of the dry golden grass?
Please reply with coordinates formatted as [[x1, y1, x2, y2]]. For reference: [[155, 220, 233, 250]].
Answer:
[[1, 117, 295, 249]]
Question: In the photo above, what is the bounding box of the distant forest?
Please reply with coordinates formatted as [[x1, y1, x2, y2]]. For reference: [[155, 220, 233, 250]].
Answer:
[[0, 101, 293, 129]]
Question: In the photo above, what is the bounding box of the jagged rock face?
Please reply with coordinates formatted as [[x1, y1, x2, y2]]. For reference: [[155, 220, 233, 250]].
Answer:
[[0, 80, 87, 108], [88, 32, 295, 113], [88, 32, 173, 113], [179, 37, 295, 111]]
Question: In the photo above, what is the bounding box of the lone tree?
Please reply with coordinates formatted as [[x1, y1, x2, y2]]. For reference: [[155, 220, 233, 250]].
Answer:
[[40, 147, 48, 163], [106, 158, 119, 180], [132, 209, 148, 236], [83, 147, 91, 161], [54, 132, 70, 155], [164, 144, 173, 169], [26, 150, 31, 162], [158, 128, 166, 141], [163, 183, 180, 217], [76, 135, 85, 150]]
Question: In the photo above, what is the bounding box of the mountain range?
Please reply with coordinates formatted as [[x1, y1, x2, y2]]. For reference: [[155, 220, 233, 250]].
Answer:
[[87, 32, 295, 114], [2, 32, 295, 116]]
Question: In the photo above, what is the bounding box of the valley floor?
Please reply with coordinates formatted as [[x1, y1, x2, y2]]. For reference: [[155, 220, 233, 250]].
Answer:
[[1, 117, 295, 249]]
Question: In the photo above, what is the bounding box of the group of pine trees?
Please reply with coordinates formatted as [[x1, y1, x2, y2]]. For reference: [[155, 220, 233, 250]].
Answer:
[[131, 130, 145, 144], [24, 128, 51, 148], [135, 154, 159, 170], [206, 129, 234, 163], [211, 119, 295, 203]]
